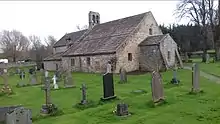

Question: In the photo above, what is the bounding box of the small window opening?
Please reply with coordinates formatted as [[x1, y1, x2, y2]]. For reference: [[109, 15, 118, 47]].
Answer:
[[168, 51, 171, 61], [87, 57, 91, 65], [149, 28, 153, 35], [92, 15, 96, 23], [71, 59, 75, 66], [96, 15, 100, 23], [128, 53, 132, 61]]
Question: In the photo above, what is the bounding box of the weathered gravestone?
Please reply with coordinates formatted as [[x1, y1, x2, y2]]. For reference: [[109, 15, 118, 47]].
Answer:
[[119, 68, 127, 83], [0, 105, 22, 123], [52, 75, 59, 89], [16, 68, 21, 75], [115, 103, 130, 116], [6, 107, 32, 124], [40, 78, 57, 115], [151, 71, 165, 103], [80, 84, 87, 105], [30, 73, 37, 85], [55, 71, 61, 82], [191, 63, 200, 93], [64, 70, 75, 88], [101, 73, 116, 100]]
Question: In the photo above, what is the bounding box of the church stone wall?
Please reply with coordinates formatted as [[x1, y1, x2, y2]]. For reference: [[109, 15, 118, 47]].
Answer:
[[115, 12, 163, 73]]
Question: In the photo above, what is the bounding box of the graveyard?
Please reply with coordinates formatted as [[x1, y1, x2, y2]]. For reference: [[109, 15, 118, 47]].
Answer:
[[0, 64, 220, 124]]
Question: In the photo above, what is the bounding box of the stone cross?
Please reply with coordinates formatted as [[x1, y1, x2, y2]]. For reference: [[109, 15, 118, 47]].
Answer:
[[151, 71, 165, 103], [20, 71, 25, 80], [119, 68, 127, 83], [52, 74, 59, 89], [191, 63, 200, 92], [42, 78, 51, 105], [80, 84, 87, 105]]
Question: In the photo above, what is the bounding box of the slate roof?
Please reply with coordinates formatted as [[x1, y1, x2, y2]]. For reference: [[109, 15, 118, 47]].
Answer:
[[53, 29, 87, 47], [63, 12, 149, 56], [139, 34, 168, 46], [44, 52, 64, 61]]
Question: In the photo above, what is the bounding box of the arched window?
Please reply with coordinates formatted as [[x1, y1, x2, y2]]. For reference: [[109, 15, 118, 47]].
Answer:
[[149, 28, 153, 35], [92, 15, 96, 23], [96, 15, 100, 23]]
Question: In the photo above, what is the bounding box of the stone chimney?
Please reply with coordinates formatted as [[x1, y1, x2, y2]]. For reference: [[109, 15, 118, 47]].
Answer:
[[88, 11, 100, 29]]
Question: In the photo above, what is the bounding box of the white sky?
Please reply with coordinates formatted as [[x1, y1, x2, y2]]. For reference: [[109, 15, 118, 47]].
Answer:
[[0, 1, 191, 42]]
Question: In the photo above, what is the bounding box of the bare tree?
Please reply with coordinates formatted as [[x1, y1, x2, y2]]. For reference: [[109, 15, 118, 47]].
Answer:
[[0, 30, 30, 62], [29, 35, 45, 69], [174, 0, 217, 62], [44, 35, 57, 55]]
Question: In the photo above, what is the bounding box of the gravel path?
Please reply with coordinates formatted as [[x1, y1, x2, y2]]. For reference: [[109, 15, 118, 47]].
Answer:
[[183, 66, 220, 84]]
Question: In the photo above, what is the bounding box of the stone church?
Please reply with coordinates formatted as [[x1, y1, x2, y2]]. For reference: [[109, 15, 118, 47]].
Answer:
[[43, 11, 181, 73]]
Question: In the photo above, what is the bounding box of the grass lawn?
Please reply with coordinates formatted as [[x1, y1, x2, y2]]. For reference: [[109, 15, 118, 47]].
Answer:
[[1, 69, 220, 124]]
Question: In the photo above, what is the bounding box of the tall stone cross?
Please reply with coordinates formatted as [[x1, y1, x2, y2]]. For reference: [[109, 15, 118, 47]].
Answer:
[[80, 83, 87, 105], [42, 78, 51, 105]]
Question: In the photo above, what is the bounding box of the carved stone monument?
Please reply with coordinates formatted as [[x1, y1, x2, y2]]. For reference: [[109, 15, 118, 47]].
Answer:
[[1, 63, 12, 95], [40, 78, 57, 115], [170, 64, 180, 84], [151, 71, 165, 103]]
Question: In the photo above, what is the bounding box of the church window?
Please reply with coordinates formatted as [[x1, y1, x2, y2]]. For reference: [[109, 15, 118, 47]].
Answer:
[[149, 28, 153, 35], [128, 53, 132, 61], [168, 51, 171, 61], [87, 57, 91, 65], [71, 59, 75, 66]]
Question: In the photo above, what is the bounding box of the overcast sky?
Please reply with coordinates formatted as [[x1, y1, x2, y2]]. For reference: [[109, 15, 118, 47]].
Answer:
[[0, 1, 191, 42]]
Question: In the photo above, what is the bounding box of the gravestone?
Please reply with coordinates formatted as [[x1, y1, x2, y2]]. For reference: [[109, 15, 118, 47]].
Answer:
[[115, 103, 129, 116], [40, 77, 57, 115], [101, 73, 116, 100], [64, 70, 74, 88], [16, 68, 21, 75], [80, 84, 87, 105], [30, 73, 37, 85], [119, 68, 127, 83], [52, 75, 59, 89], [0, 105, 22, 123], [29, 68, 34, 75], [191, 63, 200, 92], [6, 107, 32, 124], [151, 71, 165, 103]]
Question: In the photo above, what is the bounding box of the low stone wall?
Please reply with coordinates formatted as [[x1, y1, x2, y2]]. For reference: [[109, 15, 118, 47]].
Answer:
[[0, 62, 36, 68]]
